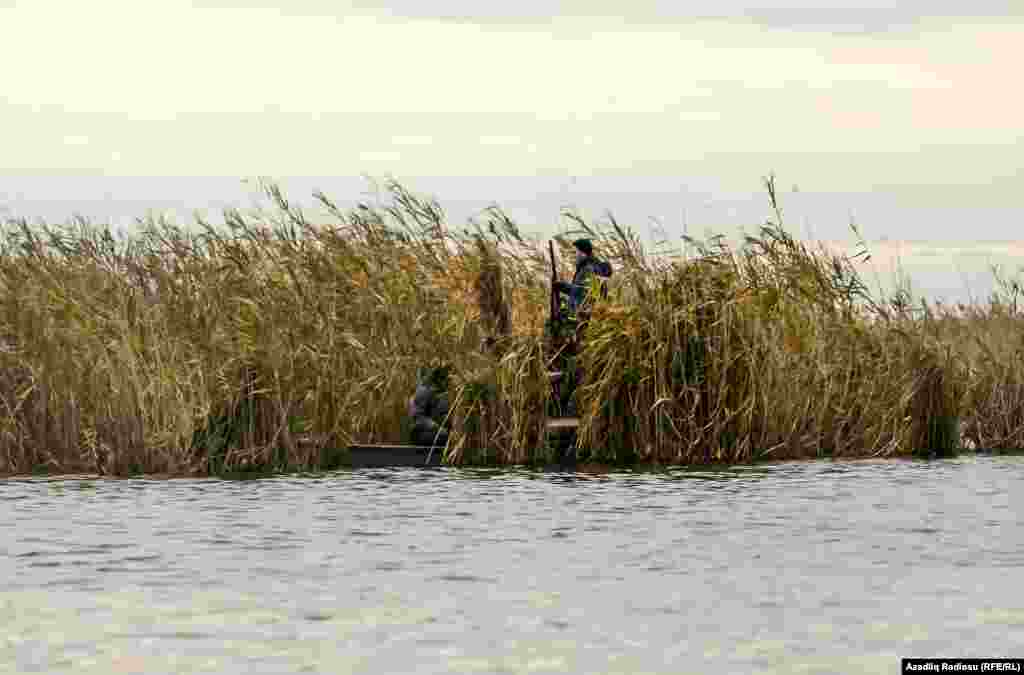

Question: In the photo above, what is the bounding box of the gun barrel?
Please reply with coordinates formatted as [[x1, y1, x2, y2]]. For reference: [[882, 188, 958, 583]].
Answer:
[[549, 241, 558, 322]]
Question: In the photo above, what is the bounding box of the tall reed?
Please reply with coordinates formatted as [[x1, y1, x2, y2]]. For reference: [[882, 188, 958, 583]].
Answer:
[[0, 176, 1009, 475]]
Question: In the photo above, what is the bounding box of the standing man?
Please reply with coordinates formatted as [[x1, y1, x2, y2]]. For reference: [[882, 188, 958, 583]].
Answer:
[[550, 239, 612, 417]]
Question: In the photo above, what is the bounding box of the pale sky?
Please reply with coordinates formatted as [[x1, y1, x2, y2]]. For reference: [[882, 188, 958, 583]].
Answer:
[[1, 1, 1022, 303]]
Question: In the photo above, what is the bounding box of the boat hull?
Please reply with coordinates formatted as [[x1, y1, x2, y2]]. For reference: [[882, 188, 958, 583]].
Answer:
[[341, 444, 579, 469], [340, 418, 580, 468], [344, 444, 444, 467]]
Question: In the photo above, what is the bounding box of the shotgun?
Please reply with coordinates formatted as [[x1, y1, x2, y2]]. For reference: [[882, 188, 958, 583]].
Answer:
[[549, 240, 559, 326]]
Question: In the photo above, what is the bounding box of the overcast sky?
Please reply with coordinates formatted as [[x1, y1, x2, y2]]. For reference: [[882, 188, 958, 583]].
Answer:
[[1, 1, 1022, 303]]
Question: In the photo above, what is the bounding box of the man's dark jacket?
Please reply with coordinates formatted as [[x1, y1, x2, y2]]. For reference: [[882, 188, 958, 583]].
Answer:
[[408, 370, 450, 446], [556, 255, 613, 313]]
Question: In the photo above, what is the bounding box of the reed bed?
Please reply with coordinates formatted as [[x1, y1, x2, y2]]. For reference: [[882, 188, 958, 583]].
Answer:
[[0, 176, 1017, 475]]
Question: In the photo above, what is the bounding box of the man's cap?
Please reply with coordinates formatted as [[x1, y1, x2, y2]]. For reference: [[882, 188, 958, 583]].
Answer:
[[572, 238, 593, 256]]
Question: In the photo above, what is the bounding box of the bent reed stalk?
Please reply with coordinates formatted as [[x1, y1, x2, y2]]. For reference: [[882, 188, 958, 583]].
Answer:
[[0, 176, 1017, 475]]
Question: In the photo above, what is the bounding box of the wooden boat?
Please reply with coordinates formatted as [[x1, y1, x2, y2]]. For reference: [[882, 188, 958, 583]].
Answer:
[[337, 362, 579, 468], [342, 418, 580, 468]]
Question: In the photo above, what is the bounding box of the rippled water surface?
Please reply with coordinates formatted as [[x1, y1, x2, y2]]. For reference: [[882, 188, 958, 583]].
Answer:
[[2, 456, 1023, 674]]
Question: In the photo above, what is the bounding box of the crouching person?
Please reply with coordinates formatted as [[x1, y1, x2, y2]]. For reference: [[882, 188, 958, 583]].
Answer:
[[408, 365, 451, 447]]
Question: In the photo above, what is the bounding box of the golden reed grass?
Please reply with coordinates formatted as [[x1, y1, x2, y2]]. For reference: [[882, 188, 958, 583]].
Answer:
[[0, 176, 1017, 475]]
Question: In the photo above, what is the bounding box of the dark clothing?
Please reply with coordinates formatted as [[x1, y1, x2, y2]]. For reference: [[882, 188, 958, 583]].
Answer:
[[555, 255, 612, 314], [408, 379, 450, 447]]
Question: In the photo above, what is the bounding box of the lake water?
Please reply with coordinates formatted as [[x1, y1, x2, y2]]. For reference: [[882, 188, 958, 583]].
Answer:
[[2, 456, 1022, 674]]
